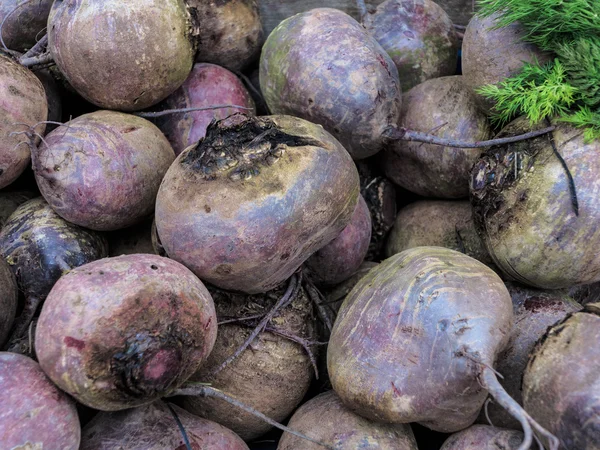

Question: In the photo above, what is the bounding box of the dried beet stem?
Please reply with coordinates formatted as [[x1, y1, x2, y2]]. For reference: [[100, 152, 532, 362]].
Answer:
[[173, 384, 334, 449], [136, 105, 254, 119], [18, 33, 47, 61], [166, 402, 192, 450], [19, 51, 52, 67]]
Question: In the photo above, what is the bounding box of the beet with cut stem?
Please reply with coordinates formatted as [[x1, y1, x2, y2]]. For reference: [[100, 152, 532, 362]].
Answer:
[[181, 278, 317, 441], [260, 8, 401, 160], [81, 400, 248, 450], [364, 0, 459, 92], [33, 110, 175, 231], [35, 254, 218, 411], [0, 352, 80, 449], [305, 195, 372, 287], [48, 0, 195, 111], [0, 259, 17, 347], [155, 114, 359, 294], [0, 54, 47, 189], [382, 75, 491, 198], [440, 424, 525, 449], [328, 247, 556, 448], [0, 0, 53, 52], [470, 118, 600, 289], [278, 390, 418, 449], [154, 62, 256, 156]]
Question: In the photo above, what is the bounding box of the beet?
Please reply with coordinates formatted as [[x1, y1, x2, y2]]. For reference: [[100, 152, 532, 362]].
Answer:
[[35, 254, 218, 411], [155, 62, 256, 156], [0, 259, 17, 346], [0, 197, 109, 342], [155, 114, 359, 294], [189, 0, 263, 72], [470, 118, 600, 289], [382, 75, 491, 198], [482, 284, 582, 429], [108, 219, 155, 257], [440, 425, 524, 450], [328, 247, 550, 444], [48, 0, 194, 111], [461, 13, 551, 113], [0, 54, 47, 189], [81, 400, 248, 450], [523, 303, 600, 448], [305, 195, 372, 286], [260, 8, 401, 160], [33, 110, 175, 231], [385, 200, 493, 268], [0, 0, 52, 52], [182, 280, 317, 441], [278, 390, 418, 449], [0, 352, 80, 449], [0, 190, 36, 229], [364, 0, 459, 92]]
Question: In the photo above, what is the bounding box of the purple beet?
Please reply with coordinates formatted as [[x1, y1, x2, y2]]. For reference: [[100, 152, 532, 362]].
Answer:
[[0, 0, 53, 52], [441, 425, 525, 450]]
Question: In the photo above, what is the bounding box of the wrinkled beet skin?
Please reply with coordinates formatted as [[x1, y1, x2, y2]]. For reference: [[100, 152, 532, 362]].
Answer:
[[278, 390, 418, 449], [523, 307, 600, 449], [156, 115, 360, 294], [48, 0, 194, 111], [0, 352, 80, 449], [440, 425, 523, 450], [0, 0, 53, 52], [481, 283, 581, 429], [0, 197, 109, 302], [328, 247, 512, 432], [189, 0, 264, 71], [36, 254, 218, 411], [470, 118, 600, 289], [182, 281, 317, 441], [0, 55, 48, 189], [81, 400, 248, 450], [33, 110, 175, 231], [0, 259, 17, 346], [305, 195, 372, 286], [260, 8, 402, 160], [155, 63, 256, 155], [365, 0, 458, 92], [383, 75, 490, 198]]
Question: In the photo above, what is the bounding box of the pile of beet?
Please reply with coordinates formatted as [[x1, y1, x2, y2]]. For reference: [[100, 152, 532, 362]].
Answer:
[[0, 0, 598, 449]]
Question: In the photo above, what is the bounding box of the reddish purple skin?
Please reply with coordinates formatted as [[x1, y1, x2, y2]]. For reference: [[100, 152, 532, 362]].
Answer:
[[440, 425, 523, 449], [81, 401, 248, 450], [35, 254, 218, 411], [33, 110, 175, 231], [0, 0, 53, 52], [305, 195, 372, 286], [155, 63, 256, 155], [0, 352, 80, 449]]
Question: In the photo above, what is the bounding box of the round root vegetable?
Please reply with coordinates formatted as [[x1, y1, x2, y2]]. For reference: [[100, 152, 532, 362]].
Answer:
[[81, 400, 248, 450], [0, 0, 52, 52], [305, 195, 372, 286], [48, 0, 194, 111], [278, 390, 418, 449], [260, 8, 401, 160], [182, 279, 318, 441], [481, 284, 581, 429], [0, 259, 17, 347], [0, 197, 109, 344], [470, 118, 600, 289], [188, 0, 264, 72], [440, 425, 525, 450], [364, 0, 459, 92], [0, 54, 47, 189], [35, 254, 218, 411], [461, 13, 551, 113], [523, 303, 600, 449], [108, 219, 155, 257], [385, 200, 492, 267], [0, 352, 80, 449], [383, 75, 490, 198], [33, 110, 175, 231], [328, 247, 556, 448], [154, 62, 256, 156], [155, 114, 360, 294], [0, 190, 36, 229]]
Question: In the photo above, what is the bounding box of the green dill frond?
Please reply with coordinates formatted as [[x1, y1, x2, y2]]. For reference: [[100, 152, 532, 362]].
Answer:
[[476, 0, 600, 50], [556, 36, 600, 107], [476, 59, 579, 126], [560, 106, 600, 142]]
